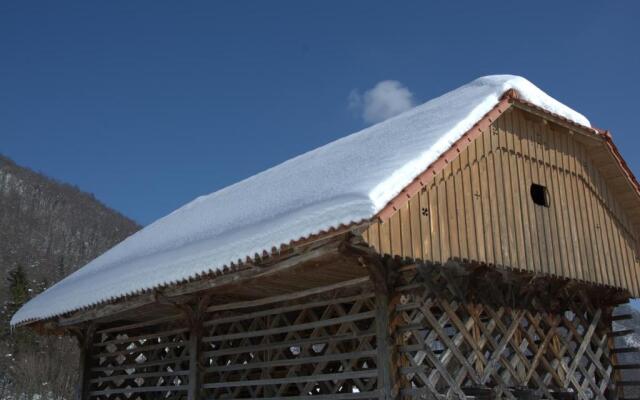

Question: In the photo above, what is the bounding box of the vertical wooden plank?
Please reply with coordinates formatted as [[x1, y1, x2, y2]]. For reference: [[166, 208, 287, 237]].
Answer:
[[607, 185, 627, 288], [568, 137, 593, 282], [390, 211, 403, 257], [577, 144, 602, 284], [409, 194, 423, 260], [585, 159, 608, 285], [527, 117, 548, 274], [612, 188, 635, 292], [469, 138, 486, 263], [461, 145, 477, 262], [490, 122, 510, 266], [546, 126, 568, 278], [620, 230, 636, 293], [438, 170, 450, 263], [368, 222, 381, 254], [420, 185, 433, 261], [513, 110, 536, 272], [478, 130, 495, 265], [627, 236, 640, 296], [534, 120, 555, 276], [400, 203, 413, 259], [496, 118, 516, 267], [453, 150, 471, 260], [557, 131, 578, 280], [595, 171, 617, 287], [485, 127, 503, 266], [609, 214, 625, 288], [609, 183, 639, 292], [379, 219, 391, 256], [429, 180, 442, 263], [605, 200, 623, 288], [445, 162, 460, 261], [453, 154, 469, 261], [504, 111, 526, 270]]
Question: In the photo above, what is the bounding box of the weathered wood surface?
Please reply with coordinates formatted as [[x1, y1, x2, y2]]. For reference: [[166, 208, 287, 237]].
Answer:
[[86, 315, 192, 399], [59, 234, 355, 328], [200, 279, 379, 399], [392, 263, 619, 400], [363, 107, 640, 296]]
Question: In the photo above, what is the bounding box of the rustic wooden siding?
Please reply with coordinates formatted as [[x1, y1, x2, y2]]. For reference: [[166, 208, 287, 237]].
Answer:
[[363, 108, 640, 296]]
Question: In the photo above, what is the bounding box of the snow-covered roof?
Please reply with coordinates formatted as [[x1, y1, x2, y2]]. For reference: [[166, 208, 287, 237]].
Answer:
[[11, 75, 591, 326]]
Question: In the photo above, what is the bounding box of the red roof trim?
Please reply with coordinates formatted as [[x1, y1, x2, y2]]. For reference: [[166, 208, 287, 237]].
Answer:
[[600, 132, 640, 201], [376, 96, 512, 221]]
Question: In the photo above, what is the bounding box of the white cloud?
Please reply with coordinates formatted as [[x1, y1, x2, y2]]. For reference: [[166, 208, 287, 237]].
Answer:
[[349, 80, 415, 124]]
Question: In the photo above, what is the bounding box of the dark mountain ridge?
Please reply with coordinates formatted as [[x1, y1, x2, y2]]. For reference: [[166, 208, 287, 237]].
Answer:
[[0, 154, 140, 398], [0, 155, 140, 300]]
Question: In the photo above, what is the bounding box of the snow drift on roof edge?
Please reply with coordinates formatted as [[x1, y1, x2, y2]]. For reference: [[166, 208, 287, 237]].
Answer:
[[11, 75, 590, 326]]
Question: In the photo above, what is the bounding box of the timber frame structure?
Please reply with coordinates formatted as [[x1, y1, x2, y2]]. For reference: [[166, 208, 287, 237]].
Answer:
[[18, 88, 640, 400]]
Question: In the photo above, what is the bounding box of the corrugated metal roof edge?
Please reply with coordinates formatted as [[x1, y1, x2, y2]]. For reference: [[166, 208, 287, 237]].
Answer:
[[14, 220, 371, 329]]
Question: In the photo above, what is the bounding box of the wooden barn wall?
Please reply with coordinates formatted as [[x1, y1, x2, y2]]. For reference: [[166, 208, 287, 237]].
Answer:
[[363, 108, 640, 296]]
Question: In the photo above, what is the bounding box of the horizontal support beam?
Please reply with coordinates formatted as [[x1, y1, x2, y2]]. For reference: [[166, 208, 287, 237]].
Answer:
[[614, 364, 640, 370], [612, 314, 632, 321], [59, 237, 350, 328], [611, 329, 635, 337]]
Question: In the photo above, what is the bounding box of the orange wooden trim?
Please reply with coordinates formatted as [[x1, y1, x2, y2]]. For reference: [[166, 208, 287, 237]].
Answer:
[[376, 90, 640, 222], [376, 97, 512, 221], [601, 133, 640, 203]]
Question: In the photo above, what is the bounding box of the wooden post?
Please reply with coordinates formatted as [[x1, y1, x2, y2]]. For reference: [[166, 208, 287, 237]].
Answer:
[[74, 324, 95, 400], [182, 295, 208, 400], [187, 324, 202, 400], [361, 255, 396, 400], [375, 283, 394, 399], [607, 306, 623, 400]]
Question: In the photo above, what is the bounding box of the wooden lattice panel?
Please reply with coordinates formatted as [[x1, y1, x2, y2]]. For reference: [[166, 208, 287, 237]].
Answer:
[[200, 281, 380, 399], [393, 264, 617, 400], [87, 315, 191, 400]]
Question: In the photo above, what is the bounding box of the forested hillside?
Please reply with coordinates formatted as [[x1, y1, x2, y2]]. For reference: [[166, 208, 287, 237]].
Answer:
[[0, 155, 140, 399]]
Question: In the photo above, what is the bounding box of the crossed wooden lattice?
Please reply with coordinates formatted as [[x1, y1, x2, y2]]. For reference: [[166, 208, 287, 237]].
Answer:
[[88, 315, 191, 400], [200, 286, 379, 399], [392, 264, 616, 400]]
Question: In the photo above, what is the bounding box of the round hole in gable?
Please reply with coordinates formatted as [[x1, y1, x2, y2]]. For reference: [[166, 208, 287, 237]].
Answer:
[[530, 183, 549, 207]]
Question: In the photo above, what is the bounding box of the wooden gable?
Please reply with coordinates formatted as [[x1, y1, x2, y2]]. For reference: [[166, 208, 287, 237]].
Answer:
[[362, 106, 640, 296]]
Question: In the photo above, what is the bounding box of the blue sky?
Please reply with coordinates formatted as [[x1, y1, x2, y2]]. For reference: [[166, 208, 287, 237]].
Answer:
[[2, 1, 639, 225]]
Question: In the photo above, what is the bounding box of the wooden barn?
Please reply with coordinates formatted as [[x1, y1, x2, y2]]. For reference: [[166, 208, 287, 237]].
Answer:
[[12, 75, 640, 400]]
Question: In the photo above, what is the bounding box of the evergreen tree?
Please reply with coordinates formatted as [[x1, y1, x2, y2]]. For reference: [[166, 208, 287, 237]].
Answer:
[[56, 255, 65, 281], [7, 265, 29, 308], [5, 265, 35, 349]]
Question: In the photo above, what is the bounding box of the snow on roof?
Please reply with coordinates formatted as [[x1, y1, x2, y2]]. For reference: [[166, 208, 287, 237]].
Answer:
[[11, 75, 591, 326]]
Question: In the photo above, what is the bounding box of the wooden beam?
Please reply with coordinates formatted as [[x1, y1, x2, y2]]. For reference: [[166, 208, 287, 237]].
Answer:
[[187, 320, 201, 400], [205, 276, 370, 313], [611, 329, 635, 337], [73, 324, 95, 400], [353, 252, 397, 399], [375, 284, 393, 399], [57, 236, 347, 328]]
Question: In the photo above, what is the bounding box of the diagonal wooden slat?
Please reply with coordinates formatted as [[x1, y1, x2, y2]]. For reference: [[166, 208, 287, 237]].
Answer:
[[393, 263, 620, 400]]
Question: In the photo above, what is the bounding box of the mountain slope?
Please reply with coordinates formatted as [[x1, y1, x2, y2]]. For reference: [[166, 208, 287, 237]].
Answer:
[[0, 154, 140, 398], [0, 155, 140, 302]]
